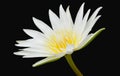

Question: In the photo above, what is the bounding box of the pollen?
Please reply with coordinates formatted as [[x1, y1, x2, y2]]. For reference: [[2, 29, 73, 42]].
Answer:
[[46, 30, 80, 54]]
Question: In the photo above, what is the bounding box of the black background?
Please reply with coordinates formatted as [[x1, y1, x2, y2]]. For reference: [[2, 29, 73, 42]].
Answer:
[[2, 0, 119, 76]]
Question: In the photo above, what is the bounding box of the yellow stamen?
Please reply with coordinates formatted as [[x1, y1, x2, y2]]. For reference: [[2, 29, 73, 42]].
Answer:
[[46, 30, 80, 54]]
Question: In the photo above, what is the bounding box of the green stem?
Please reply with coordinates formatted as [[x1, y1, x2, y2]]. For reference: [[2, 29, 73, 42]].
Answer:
[[65, 54, 83, 76]]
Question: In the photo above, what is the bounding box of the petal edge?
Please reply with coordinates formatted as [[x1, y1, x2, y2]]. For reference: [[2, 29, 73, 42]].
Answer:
[[74, 28, 105, 51], [32, 56, 61, 67]]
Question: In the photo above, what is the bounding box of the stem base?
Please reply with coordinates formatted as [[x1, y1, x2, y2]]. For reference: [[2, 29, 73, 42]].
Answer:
[[65, 54, 83, 76]]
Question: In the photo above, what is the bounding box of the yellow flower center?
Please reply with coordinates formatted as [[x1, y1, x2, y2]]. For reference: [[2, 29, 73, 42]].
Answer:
[[46, 30, 81, 54]]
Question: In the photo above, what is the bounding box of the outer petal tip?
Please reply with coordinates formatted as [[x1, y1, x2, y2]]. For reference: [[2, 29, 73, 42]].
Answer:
[[99, 6, 103, 10], [32, 17, 39, 23], [96, 7, 103, 13], [98, 27, 106, 31], [59, 4, 63, 9], [66, 5, 70, 10], [48, 9, 51, 13], [81, 2, 85, 7], [32, 64, 36, 67], [13, 52, 17, 55], [32, 17, 36, 21], [82, 2, 85, 5], [102, 27, 106, 30], [59, 4, 65, 12], [49, 9, 54, 16], [22, 29, 27, 32], [32, 56, 61, 67]]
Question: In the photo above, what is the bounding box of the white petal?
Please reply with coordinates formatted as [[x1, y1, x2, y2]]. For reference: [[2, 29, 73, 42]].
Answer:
[[32, 17, 54, 36], [59, 5, 67, 24], [16, 38, 45, 44], [49, 9, 61, 31], [15, 39, 46, 47], [23, 29, 45, 39], [32, 56, 61, 67], [16, 39, 32, 43], [14, 50, 53, 58], [76, 34, 93, 50], [74, 9, 91, 35], [83, 15, 101, 38], [87, 7, 102, 25], [20, 48, 52, 54], [66, 6, 73, 28], [59, 5, 71, 30], [74, 3, 85, 28], [22, 55, 48, 58], [83, 7, 102, 36], [80, 9, 91, 33], [15, 41, 37, 47], [74, 28, 105, 51]]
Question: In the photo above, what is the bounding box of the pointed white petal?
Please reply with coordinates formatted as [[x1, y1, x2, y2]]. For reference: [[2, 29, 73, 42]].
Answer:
[[16, 39, 32, 43], [49, 9, 61, 31], [74, 3, 85, 27], [22, 54, 53, 58], [14, 51, 52, 57], [15, 39, 46, 47], [16, 41, 54, 54], [20, 48, 52, 54], [23, 29, 45, 39], [74, 9, 91, 35], [15, 41, 37, 47], [32, 17, 54, 36], [80, 9, 91, 32], [22, 55, 50, 58], [87, 7, 102, 24], [16, 39, 43, 44], [59, 5, 72, 30], [83, 7, 102, 35], [83, 15, 101, 37], [59, 5, 67, 23], [66, 6, 73, 28], [14, 50, 43, 55], [75, 34, 93, 50], [74, 28, 105, 51], [59, 5, 67, 27], [32, 56, 61, 67], [14, 49, 53, 58]]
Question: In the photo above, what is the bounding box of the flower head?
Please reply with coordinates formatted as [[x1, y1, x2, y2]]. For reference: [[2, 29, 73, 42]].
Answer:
[[14, 3, 105, 67]]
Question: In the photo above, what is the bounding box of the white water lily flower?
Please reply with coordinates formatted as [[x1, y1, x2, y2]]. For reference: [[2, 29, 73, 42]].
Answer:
[[14, 3, 105, 67]]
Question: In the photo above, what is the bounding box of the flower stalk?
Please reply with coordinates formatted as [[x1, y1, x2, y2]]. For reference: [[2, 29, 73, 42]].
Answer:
[[65, 55, 83, 76]]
